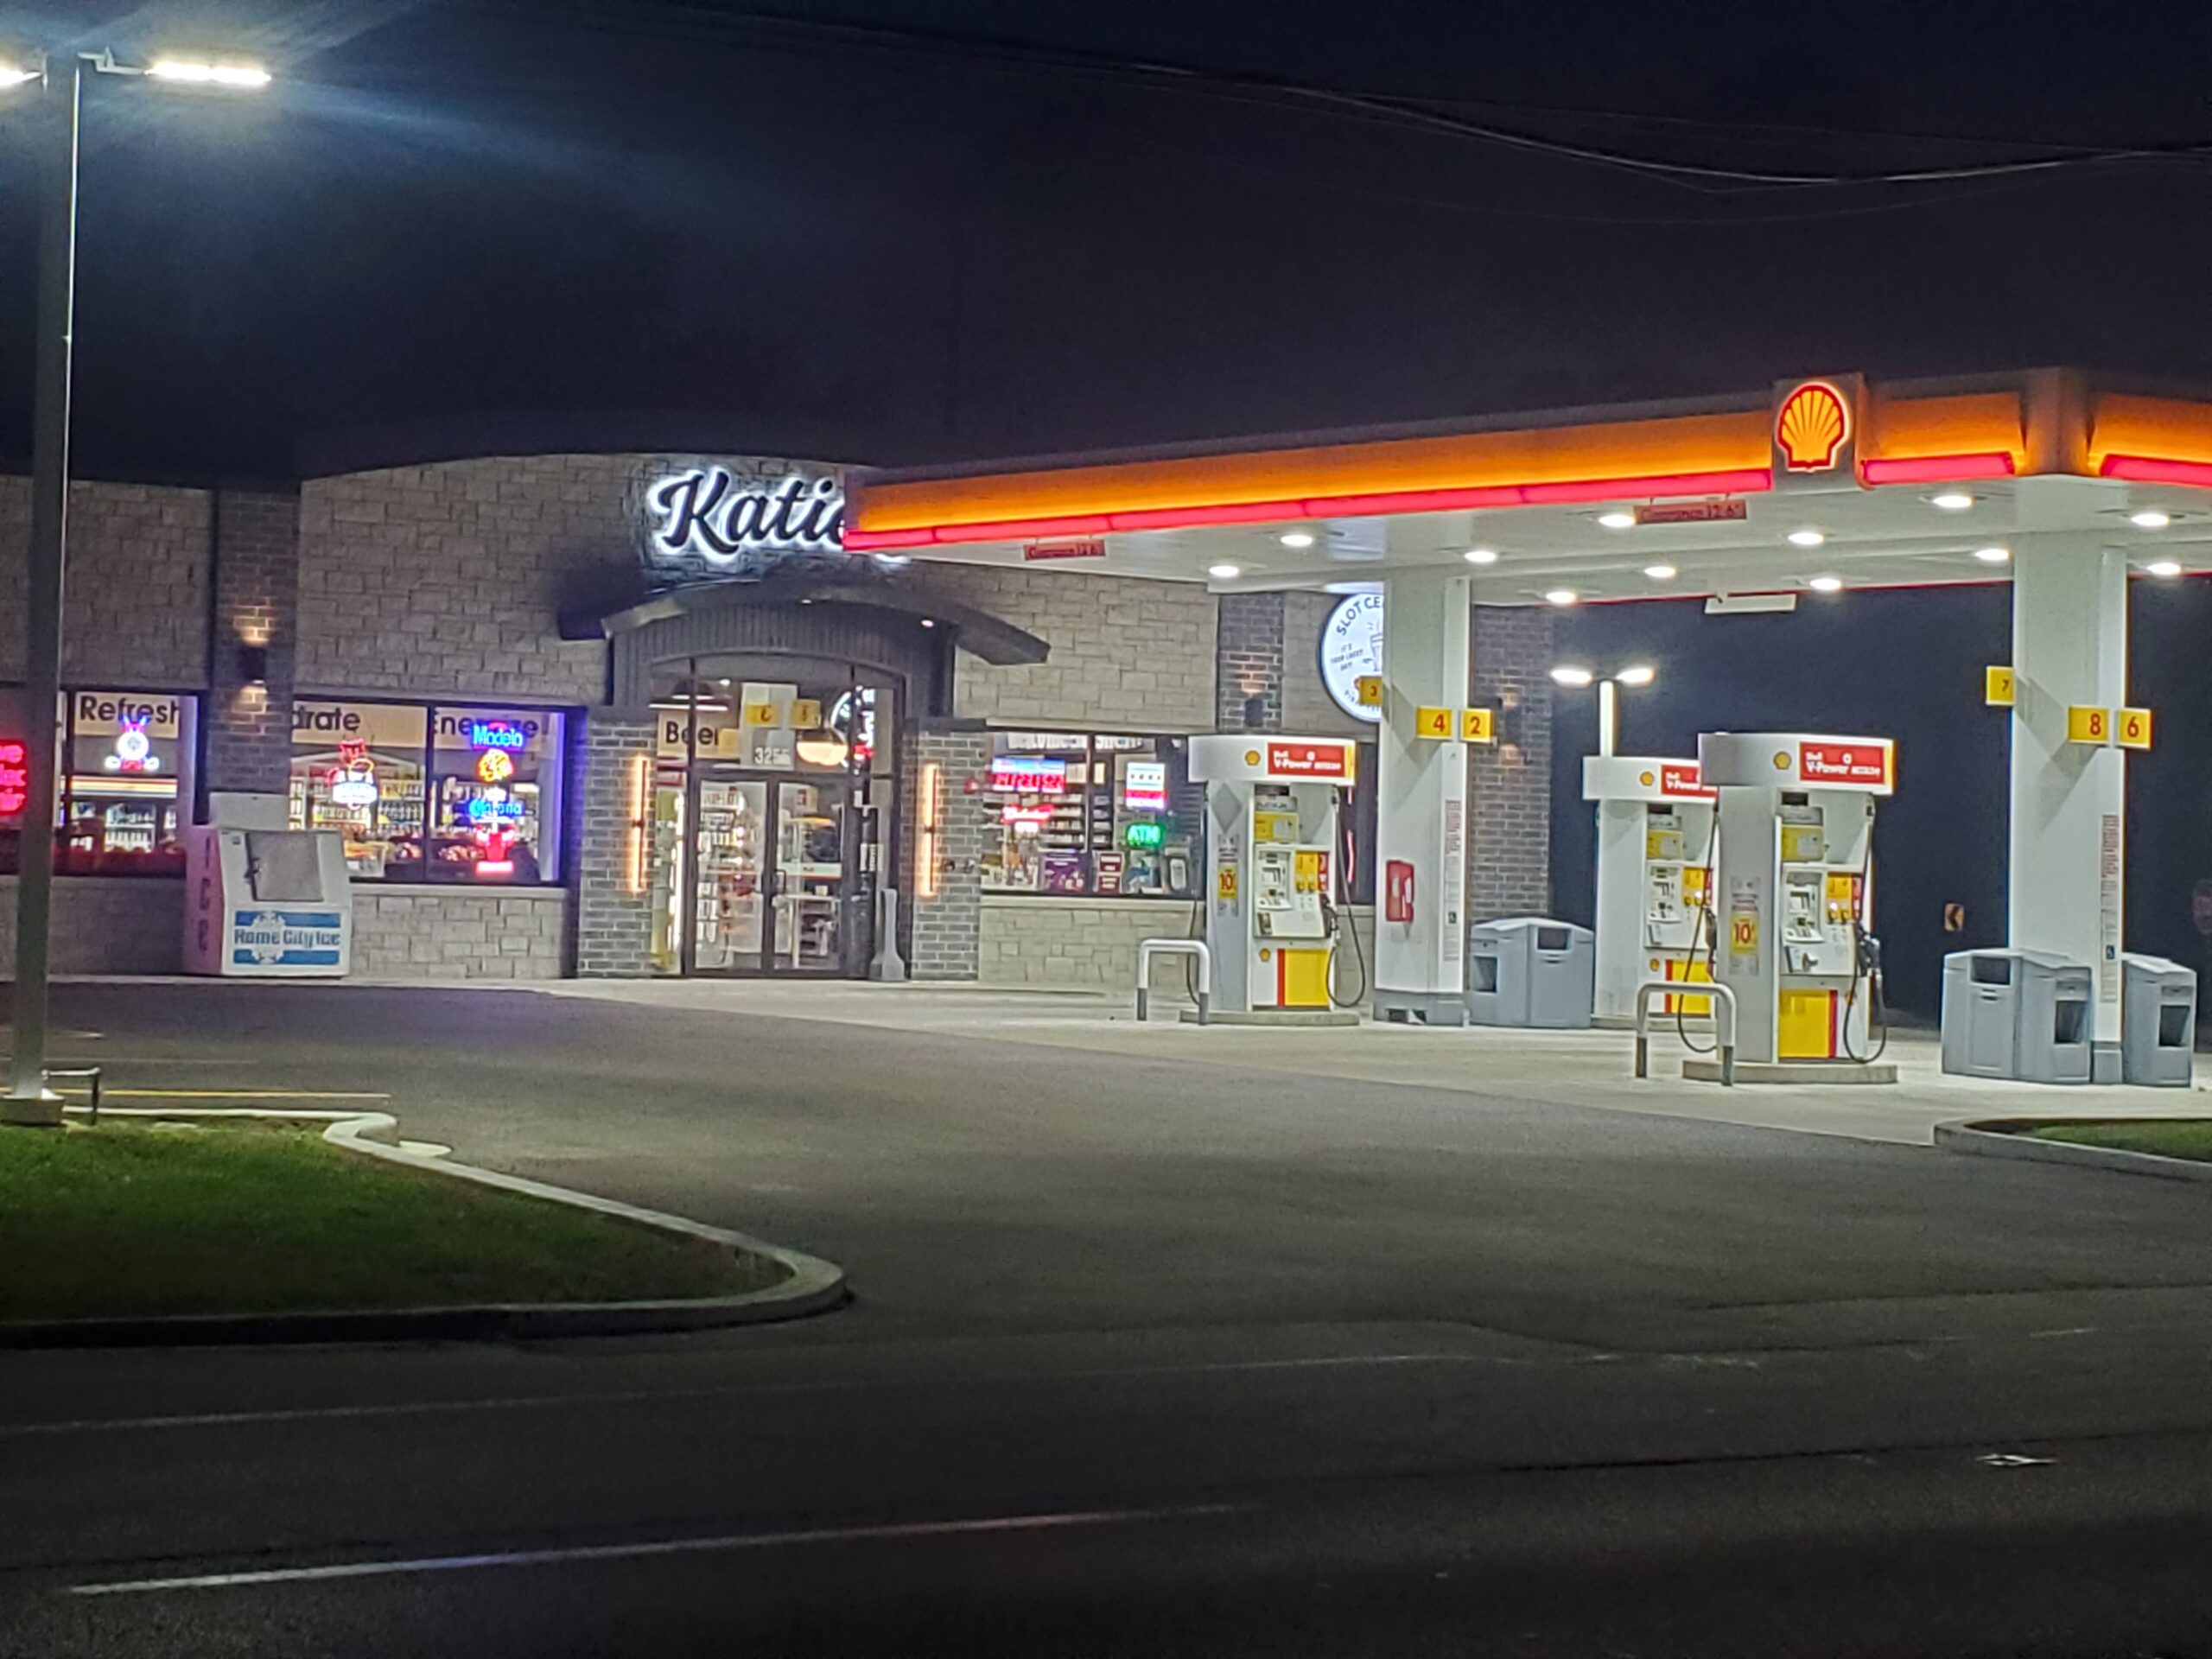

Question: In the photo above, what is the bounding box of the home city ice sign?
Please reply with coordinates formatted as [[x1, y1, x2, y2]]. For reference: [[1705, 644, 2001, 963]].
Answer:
[[643, 464, 846, 582]]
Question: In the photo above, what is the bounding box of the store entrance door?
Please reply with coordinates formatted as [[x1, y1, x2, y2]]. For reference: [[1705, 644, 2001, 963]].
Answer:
[[683, 770, 860, 976]]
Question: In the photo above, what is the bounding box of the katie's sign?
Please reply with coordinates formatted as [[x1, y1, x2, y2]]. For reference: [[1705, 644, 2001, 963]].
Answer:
[[642, 463, 845, 581]]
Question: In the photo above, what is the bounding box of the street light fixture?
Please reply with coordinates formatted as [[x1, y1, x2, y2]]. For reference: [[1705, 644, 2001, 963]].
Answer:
[[3, 47, 270, 1127], [1551, 663, 1659, 757]]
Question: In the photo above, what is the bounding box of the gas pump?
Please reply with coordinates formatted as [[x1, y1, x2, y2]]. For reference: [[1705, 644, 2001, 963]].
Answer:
[[1582, 754, 1718, 1026], [1187, 734, 1357, 1019], [1695, 732, 1894, 1077]]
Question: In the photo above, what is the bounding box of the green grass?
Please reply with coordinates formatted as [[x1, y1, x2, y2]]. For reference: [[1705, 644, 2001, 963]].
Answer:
[[0, 1122, 785, 1323], [2029, 1120, 2212, 1164]]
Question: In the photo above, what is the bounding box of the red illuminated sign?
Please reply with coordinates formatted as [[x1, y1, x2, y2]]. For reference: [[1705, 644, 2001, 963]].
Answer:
[[1267, 741, 1351, 779], [1659, 764, 1715, 800], [0, 740, 26, 818], [1798, 741, 1890, 786], [1776, 382, 1851, 474], [1634, 499, 1747, 526], [1022, 537, 1107, 562]]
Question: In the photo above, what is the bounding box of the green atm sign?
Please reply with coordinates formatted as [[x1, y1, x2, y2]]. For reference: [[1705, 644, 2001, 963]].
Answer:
[[1124, 821, 1165, 850]]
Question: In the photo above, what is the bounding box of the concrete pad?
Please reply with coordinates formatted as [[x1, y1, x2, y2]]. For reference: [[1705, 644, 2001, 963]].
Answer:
[[531, 979, 2212, 1147]]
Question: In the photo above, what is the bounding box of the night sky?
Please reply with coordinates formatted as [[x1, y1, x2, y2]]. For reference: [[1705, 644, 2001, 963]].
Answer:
[[9, 1, 2212, 480], [10, 2, 2212, 1009]]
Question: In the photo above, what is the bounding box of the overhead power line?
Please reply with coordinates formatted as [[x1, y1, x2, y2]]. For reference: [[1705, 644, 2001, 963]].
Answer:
[[480, 0, 2212, 193]]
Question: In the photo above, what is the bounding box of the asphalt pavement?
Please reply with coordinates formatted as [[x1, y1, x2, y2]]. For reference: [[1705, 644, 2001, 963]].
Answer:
[[6, 981, 2212, 1656]]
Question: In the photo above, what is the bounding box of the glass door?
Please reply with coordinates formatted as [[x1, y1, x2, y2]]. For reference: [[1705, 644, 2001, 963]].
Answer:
[[771, 779, 850, 974], [690, 776, 768, 973]]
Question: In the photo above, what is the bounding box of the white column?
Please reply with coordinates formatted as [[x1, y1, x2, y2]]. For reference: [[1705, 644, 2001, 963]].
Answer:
[[1374, 568, 1471, 1024], [2009, 533, 2127, 1077]]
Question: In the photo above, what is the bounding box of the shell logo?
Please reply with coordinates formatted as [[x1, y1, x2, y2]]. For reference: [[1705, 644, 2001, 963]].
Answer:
[[1244, 749, 1262, 766], [1772, 751, 1792, 771], [1776, 381, 1850, 473], [1637, 770, 1656, 787]]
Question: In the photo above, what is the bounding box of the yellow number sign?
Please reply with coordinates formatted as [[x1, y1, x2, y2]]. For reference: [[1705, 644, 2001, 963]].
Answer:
[[1461, 707, 1495, 743], [742, 702, 780, 728], [2117, 707, 2152, 750], [1216, 865, 1238, 902], [1414, 705, 1453, 739], [1354, 675, 1384, 709], [1985, 666, 2014, 707], [2065, 705, 2109, 745], [789, 698, 823, 728]]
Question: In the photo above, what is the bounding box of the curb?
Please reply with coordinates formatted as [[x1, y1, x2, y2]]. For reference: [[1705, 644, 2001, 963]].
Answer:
[[1934, 1117, 2212, 1185], [0, 1107, 849, 1348]]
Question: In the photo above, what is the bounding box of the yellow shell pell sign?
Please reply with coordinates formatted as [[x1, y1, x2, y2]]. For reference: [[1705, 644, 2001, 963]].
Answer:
[[1985, 666, 2015, 707], [1414, 706, 1453, 739]]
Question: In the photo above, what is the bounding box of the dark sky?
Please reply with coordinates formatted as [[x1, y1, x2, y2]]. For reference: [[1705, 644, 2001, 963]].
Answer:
[[8, 0, 2212, 481]]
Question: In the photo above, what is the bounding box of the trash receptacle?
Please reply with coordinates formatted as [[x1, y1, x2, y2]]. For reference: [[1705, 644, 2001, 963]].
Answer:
[[2122, 953, 2196, 1087], [1466, 918, 1594, 1028], [1941, 948, 2093, 1084]]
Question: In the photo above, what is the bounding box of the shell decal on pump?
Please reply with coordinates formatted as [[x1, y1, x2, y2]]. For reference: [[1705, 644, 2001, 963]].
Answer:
[[1775, 382, 1850, 473]]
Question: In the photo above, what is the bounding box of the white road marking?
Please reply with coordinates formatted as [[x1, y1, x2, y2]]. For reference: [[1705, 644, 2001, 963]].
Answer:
[[0, 1352, 1494, 1440], [69, 1503, 1243, 1596]]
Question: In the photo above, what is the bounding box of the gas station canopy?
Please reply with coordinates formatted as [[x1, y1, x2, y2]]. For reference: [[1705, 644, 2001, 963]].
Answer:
[[847, 370, 2212, 601]]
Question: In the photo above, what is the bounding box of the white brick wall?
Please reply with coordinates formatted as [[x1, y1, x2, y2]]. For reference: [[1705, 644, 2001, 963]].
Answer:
[[920, 565, 1217, 732], [981, 894, 1378, 1003], [0, 477, 212, 688], [297, 455, 648, 702], [348, 887, 569, 980], [0, 877, 184, 976]]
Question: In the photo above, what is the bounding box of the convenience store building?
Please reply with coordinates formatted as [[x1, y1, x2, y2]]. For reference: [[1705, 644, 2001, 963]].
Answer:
[[2, 448, 1513, 985]]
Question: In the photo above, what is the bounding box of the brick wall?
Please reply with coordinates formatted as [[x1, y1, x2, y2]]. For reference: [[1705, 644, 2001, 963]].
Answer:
[[980, 895, 1204, 991], [1214, 591, 1284, 731], [920, 565, 1217, 731], [0, 877, 184, 976], [980, 895, 1380, 1003], [572, 709, 658, 977], [1468, 605, 1554, 920], [297, 455, 640, 702], [899, 724, 989, 979], [348, 887, 568, 979], [0, 477, 212, 688], [203, 489, 302, 795]]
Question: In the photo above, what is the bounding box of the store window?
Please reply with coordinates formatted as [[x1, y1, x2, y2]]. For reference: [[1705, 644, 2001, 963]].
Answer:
[[980, 731, 1200, 899], [0, 689, 200, 875], [289, 700, 566, 883]]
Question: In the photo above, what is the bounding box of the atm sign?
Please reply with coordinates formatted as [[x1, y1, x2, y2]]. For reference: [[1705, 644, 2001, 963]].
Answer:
[[1799, 742, 1890, 786], [1660, 765, 1715, 800], [1267, 741, 1351, 779]]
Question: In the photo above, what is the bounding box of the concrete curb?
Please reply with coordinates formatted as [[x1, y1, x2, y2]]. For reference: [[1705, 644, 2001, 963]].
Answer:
[[0, 1106, 849, 1348], [1934, 1117, 2212, 1185]]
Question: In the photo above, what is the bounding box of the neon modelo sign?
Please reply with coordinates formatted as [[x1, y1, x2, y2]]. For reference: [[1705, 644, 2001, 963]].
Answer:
[[645, 466, 845, 578]]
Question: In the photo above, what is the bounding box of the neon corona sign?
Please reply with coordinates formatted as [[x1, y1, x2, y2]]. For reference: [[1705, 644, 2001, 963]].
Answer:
[[1776, 381, 1850, 473]]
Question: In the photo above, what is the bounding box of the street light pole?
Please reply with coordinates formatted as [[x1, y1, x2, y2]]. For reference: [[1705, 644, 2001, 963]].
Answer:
[[1596, 678, 1618, 760], [3, 48, 265, 1122], [4, 54, 80, 1123]]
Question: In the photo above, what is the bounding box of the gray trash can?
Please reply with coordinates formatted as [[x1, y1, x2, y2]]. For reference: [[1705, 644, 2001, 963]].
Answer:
[[2122, 953, 2196, 1087], [1941, 948, 2093, 1084], [1466, 918, 1594, 1029]]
